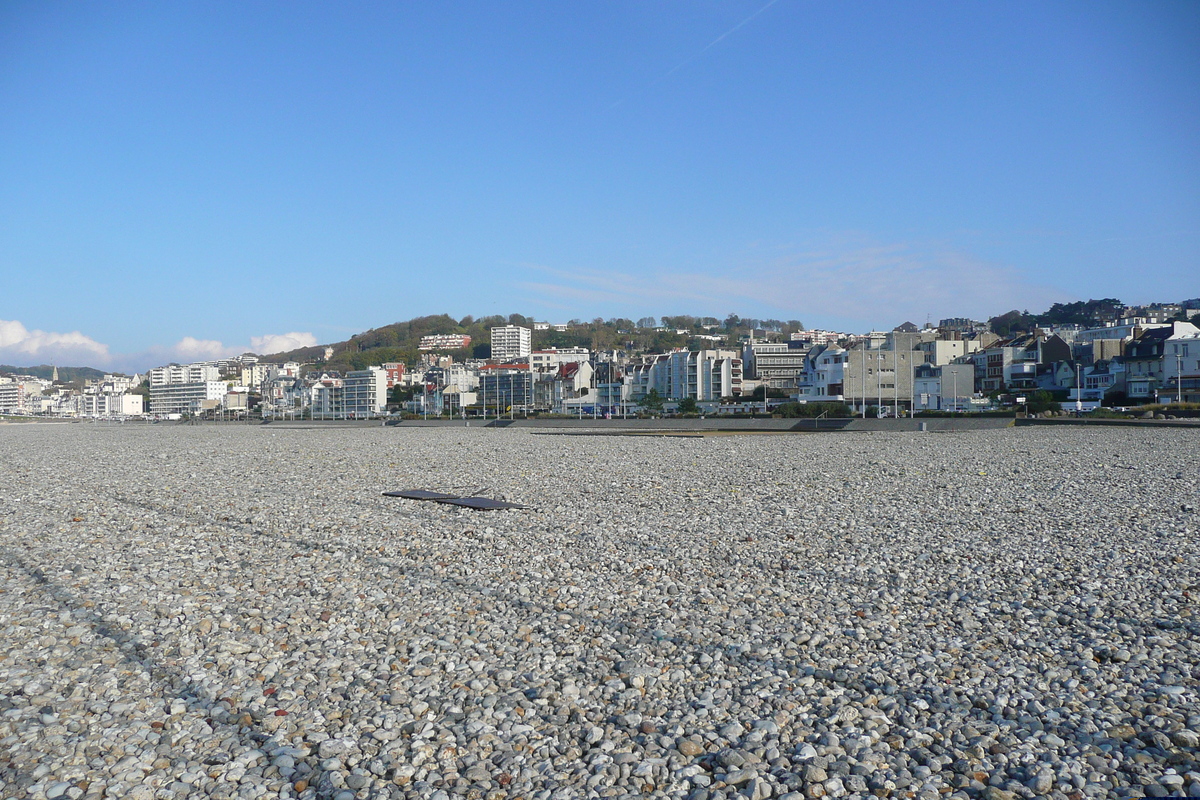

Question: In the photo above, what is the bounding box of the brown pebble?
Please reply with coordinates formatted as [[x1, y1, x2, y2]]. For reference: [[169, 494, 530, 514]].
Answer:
[[294, 779, 308, 792]]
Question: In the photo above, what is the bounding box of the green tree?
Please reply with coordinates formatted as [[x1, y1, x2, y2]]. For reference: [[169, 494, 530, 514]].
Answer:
[[639, 389, 664, 412], [988, 309, 1034, 337], [389, 385, 416, 404], [678, 397, 699, 415]]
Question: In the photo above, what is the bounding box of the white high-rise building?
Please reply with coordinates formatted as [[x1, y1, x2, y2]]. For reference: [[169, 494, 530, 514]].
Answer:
[[148, 361, 226, 416], [491, 326, 532, 362], [148, 380, 226, 416], [149, 363, 220, 386], [344, 367, 389, 417]]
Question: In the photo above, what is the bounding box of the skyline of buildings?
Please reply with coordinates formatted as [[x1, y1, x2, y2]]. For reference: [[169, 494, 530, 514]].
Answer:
[[3, 299, 1200, 419]]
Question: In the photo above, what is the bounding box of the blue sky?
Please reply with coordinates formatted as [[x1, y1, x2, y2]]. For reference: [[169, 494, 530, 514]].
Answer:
[[2, 1, 1198, 371]]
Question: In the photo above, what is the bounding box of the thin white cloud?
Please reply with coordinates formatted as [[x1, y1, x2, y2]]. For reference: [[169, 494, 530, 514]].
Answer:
[[521, 238, 1066, 330], [0, 319, 111, 365], [250, 331, 317, 355], [606, 0, 781, 112]]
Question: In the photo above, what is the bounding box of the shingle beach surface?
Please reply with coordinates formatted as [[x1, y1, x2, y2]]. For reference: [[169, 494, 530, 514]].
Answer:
[[0, 423, 1197, 800]]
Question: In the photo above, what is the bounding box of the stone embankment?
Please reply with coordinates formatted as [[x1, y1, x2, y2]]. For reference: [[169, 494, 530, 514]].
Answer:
[[0, 425, 1196, 800]]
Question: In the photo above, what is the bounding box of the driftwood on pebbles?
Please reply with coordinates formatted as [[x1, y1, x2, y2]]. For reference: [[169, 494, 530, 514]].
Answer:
[[0, 424, 1197, 800]]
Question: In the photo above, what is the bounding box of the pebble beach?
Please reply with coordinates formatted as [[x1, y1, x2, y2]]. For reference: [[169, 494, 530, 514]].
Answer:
[[0, 423, 1197, 800]]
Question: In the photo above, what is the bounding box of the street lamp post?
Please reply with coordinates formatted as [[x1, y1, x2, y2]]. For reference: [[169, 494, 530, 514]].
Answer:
[[860, 349, 866, 418], [894, 353, 900, 418], [1177, 351, 1184, 405], [878, 355, 888, 419]]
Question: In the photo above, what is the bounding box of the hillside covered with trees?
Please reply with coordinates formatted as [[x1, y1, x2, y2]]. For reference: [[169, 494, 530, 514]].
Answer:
[[262, 314, 805, 373]]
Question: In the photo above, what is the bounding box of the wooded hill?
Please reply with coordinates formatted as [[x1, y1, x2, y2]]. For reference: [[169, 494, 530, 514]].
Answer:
[[262, 313, 806, 373], [0, 364, 108, 382]]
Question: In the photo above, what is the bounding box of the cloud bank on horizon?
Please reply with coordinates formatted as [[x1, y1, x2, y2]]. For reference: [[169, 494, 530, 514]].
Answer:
[[0, 319, 111, 366], [522, 239, 1068, 330], [0, 321, 317, 374]]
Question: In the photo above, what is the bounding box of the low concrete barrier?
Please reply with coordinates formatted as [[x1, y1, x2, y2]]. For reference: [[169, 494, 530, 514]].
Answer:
[[261, 416, 1018, 433], [1016, 417, 1200, 429], [388, 417, 1015, 433]]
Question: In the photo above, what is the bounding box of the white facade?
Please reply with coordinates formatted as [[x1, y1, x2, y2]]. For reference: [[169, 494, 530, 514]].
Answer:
[[918, 340, 975, 366], [148, 381, 226, 416], [491, 326, 532, 362], [627, 349, 743, 401], [798, 344, 847, 398], [1075, 323, 1166, 344], [149, 363, 221, 386], [0, 380, 29, 413], [790, 329, 843, 345], [419, 334, 472, 351], [311, 376, 345, 418], [240, 364, 271, 390], [1164, 330, 1200, 402], [530, 347, 589, 372], [344, 367, 389, 416], [81, 393, 144, 417], [435, 364, 479, 392]]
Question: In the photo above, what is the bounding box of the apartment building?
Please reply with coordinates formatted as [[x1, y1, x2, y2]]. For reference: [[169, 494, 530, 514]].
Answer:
[[419, 334, 472, 351], [626, 349, 743, 402], [381, 362, 405, 388], [530, 347, 589, 373], [479, 365, 534, 412], [0, 380, 29, 413], [81, 393, 144, 416], [149, 363, 220, 386], [311, 375, 345, 418], [917, 339, 976, 366], [344, 367, 388, 416], [797, 343, 847, 399], [789, 330, 843, 345], [148, 380, 226, 416], [240, 364, 272, 390], [1163, 329, 1200, 403], [490, 325, 531, 362], [974, 334, 1071, 392], [1125, 322, 1199, 399], [742, 341, 808, 388]]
